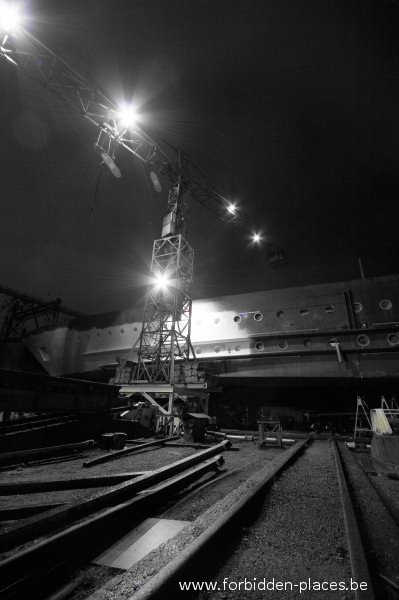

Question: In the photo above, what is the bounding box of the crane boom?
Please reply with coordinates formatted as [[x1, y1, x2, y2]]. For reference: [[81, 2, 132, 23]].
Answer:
[[0, 22, 286, 263], [1, 12, 286, 396], [0, 25, 246, 234]]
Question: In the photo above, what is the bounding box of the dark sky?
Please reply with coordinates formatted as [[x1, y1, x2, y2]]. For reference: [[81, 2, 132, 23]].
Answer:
[[1, 0, 399, 314]]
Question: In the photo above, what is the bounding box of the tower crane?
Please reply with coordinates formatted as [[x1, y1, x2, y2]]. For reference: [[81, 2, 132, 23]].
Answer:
[[0, 5, 286, 395]]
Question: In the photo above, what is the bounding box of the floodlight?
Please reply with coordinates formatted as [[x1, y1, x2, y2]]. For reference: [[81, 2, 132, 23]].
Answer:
[[252, 233, 261, 243], [0, 1, 24, 32], [152, 271, 170, 290], [116, 103, 138, 130], [226, 203, 236, 215]]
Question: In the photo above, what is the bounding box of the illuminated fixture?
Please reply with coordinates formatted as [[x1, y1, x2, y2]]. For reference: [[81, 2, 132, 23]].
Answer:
[[152, 271, 170, 290], [0, 1, 23, 32], [226, 203, 236, 215], [252, 233, 261, 243], [116, 103, 138, 130]]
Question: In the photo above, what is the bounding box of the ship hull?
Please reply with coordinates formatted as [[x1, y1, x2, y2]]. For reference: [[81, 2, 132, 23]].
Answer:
[[22, 275, 399, 383]]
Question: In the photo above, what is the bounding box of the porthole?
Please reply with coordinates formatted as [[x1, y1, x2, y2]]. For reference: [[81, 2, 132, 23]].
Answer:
[[233, 315, 241, 323], [254, 312, 263, 321], [133, 327, 138, 332], [325, 305, 334, 313], [278, 340, 288, 350], [255, 342, 264, 351], [357, 334, 370, 347], [387, 333, 399, 346], [195, 347, 202, 355], [214, 346, 221, 353], [276, 310, 285, 319], [304, 339, 312, 349], [120, 329, 125, 334], [380, 299, 392, 311], [300, 308, 309, 316], [235, 345, 242, 352], [353, 302, 363, 314]]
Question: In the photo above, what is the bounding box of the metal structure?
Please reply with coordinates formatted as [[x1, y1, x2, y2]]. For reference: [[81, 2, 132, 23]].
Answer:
[[0, 285, 82, 342], [0, 16, 285, 390], [136, 235, 194, 382]]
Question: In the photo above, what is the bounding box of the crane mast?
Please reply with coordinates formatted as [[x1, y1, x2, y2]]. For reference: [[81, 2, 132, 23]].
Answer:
[[0, 18, 286, 393]]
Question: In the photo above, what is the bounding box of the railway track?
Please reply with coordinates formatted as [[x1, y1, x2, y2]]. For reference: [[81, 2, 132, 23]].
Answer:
[[1, 437, 397, 600], [107, 440, 395, 600]]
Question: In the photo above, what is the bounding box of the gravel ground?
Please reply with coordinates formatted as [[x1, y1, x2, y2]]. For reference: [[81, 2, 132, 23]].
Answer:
[[0, 440, 365, 600], [57, 442, 286, 599], [63, 441, 357, 600], [199, 441, 355, 600], [0, 444, 197, 512]]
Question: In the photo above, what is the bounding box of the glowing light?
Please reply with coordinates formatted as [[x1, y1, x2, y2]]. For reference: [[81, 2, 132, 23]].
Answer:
[[116, 103, 138, 130], [0, 1, 24, 32], [226, 203, 237, 215], [152, 271, 170, 290], [252, 233, 261, 243]]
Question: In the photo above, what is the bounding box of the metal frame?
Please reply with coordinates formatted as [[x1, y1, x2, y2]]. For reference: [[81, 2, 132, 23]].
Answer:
[[0, 285, 82, 341], [0, 29, 243, 224], [136, 234, 194, 384]]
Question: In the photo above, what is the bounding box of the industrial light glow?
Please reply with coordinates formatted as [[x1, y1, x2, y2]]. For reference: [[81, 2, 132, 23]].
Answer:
[[252, 233, 261, 243], [116, 103, 138, 130], [226, 203, 237, 215], [152, 271, 170, 290], [0, 1, 24, 32]]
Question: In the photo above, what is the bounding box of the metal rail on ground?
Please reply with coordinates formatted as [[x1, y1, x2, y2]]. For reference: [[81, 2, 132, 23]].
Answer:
[[82, 436, 180, 467], [130, 437, 310, 600], [0, 455, 224, 599], [0, 439, 230, 552], [0, 440, 95, 468], [0, 472, 148, 494], [333, 441, 375, 600]]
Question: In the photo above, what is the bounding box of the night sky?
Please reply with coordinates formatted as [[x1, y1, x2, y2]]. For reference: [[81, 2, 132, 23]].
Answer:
[[1, 0, 399, 315]]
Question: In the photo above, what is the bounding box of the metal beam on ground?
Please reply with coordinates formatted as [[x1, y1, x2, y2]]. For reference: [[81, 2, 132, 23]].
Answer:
[[0, 440, 95, 468], [82, 437, 181, 468], [0, 455, 224, 599], [0, 473, 148, 495], [0, 440, 231, 552]]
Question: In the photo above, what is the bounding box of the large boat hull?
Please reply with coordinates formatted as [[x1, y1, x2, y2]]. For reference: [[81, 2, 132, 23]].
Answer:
[[22, 275, 399, 382]]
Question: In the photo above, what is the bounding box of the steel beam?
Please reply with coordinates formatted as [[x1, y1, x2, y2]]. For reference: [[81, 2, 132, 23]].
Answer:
[[0, 440, 231, 552], [0, 455, 224, 599], [82, 437, 180, 468]]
